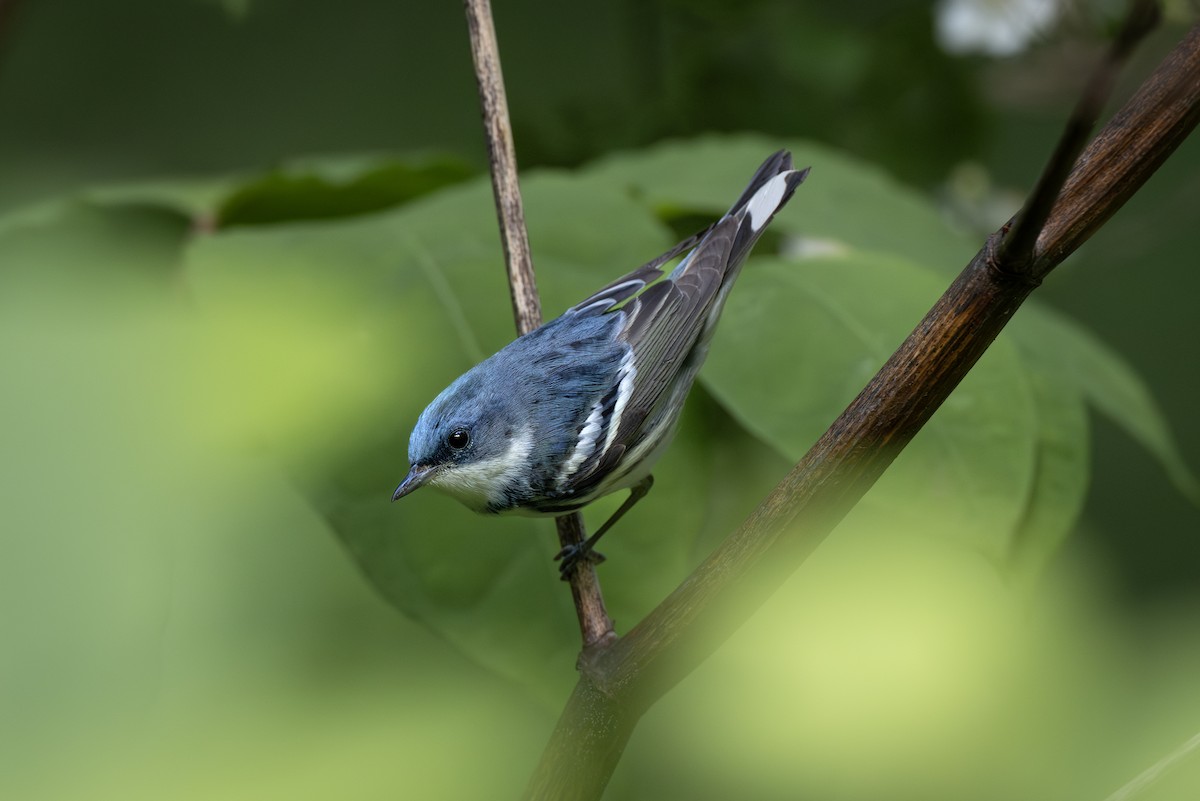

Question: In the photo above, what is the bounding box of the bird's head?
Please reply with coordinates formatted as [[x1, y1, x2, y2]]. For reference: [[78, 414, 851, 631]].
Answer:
[[392, 369, 532, 513]]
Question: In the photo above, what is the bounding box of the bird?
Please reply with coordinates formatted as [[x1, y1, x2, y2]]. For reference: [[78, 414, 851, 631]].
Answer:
[[392, 150, 809, 578]]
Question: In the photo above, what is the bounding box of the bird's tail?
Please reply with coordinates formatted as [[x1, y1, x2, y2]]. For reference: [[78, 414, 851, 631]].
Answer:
[[687, 150, 809, 354], [725, 149, 810, 280]]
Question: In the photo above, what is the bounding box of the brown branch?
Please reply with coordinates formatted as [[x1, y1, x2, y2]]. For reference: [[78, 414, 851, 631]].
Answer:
[[462, 0, 615, 648], [463, 0, 541, 335], [1034, 17, 1200, 270], [998, 0, 1161, 269], [525, 15, 1200, 801]]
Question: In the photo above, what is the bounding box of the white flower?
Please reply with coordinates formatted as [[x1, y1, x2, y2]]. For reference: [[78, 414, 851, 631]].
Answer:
[[936, 0, 1063, 56]]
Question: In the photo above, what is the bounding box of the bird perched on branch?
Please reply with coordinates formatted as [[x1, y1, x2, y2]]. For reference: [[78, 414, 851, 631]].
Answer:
[[393, 151, 809, 577]]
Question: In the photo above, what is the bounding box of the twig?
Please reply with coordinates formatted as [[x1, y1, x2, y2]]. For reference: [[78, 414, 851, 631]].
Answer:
[[998, 0, 1161, 270], [463, 0, 615, 648], [463, 0, 541, 335], [525, 15, 1200, 801], [1035, 14, 1200, 269]]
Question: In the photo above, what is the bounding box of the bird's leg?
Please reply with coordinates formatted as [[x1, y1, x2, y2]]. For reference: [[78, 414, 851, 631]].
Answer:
[[556, 475, 654, 580]]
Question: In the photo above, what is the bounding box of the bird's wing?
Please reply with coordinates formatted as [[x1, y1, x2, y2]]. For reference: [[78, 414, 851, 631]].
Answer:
[[566, 223, 715, 317], [557, 150, 807, 497], [562, 215, 741, 493]]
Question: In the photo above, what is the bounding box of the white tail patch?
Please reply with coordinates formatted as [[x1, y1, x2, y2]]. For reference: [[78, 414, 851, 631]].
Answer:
[[747, 171, 795, 231]]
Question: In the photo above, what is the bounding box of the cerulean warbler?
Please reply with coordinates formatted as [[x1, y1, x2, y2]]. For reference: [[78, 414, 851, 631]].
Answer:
[[393, 151, 809, 576]]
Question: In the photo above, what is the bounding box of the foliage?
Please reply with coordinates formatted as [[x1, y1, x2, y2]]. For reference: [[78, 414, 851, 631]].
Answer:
[[2, 2, 1199, 799], [3, 130, 1198, 799]]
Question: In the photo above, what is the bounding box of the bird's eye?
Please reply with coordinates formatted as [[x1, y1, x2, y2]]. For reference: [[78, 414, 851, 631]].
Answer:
[[447, 428, 471, 450]]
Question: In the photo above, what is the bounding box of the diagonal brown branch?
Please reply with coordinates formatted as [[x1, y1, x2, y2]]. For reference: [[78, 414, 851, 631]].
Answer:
[[526, 14, 1200, 801], [998, 0, 1161, 269], [1035, 19, 1200, 270], [463, 0, 615, 648]]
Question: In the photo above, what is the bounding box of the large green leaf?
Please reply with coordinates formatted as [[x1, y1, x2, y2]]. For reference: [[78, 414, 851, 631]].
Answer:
[[1002, 361, 1090, 590], [701, 251, 1040, 563], [1013, 304, 1200, 504], [69, 153, 475, 230], [82, 178, 243, 221], [0, 198, 191, 305], [0, 199, 195, 784], [581, 134, 979, 274], [217, 153, 475, 227]]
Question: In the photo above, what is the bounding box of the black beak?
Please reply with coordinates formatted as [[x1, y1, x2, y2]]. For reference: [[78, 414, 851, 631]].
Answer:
[[392, 464, 438, 501]]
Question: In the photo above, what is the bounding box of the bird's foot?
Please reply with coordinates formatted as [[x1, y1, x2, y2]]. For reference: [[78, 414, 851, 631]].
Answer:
[[554, 543, 606, 581]]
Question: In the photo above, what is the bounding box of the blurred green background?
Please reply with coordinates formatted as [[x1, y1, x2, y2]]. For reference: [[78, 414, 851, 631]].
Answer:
[[1, 1, 1198, 799]]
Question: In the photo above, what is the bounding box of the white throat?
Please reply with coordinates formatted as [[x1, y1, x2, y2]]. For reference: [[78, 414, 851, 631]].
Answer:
[[428, 427, 533, 513]]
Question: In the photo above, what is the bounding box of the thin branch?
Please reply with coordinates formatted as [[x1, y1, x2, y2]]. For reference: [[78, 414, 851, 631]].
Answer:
[[526, 16, 1200, 801], [1035, 17, 1200, 270], [553, 513, 618, 648], [463, 0, 541, 335], [998, 0, 1161, 270], [463, 0, 615, 648]]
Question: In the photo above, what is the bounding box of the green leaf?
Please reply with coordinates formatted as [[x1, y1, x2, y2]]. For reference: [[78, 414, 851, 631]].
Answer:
[[581, 134, 979, 274], [217, 153, 476, 227], [82, 176, 243, 221], [0, 199, 191, 293], [1013, 304, 1200, 505], [701, 251, 1041, 564], [1002, 362, 1091, 590], [58, 153, 474, 231]]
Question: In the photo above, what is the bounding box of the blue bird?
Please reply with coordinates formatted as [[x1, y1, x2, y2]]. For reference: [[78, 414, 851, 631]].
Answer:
[[393, 151, 809, 577]]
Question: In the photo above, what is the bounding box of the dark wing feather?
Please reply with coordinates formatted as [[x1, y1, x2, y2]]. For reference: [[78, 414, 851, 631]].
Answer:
[[567, 223, 716, 317], [615, 218, 737, 430], [560, 150, 808, 497], [566, 217, 740, 492], [566, 151, 796, 319]]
